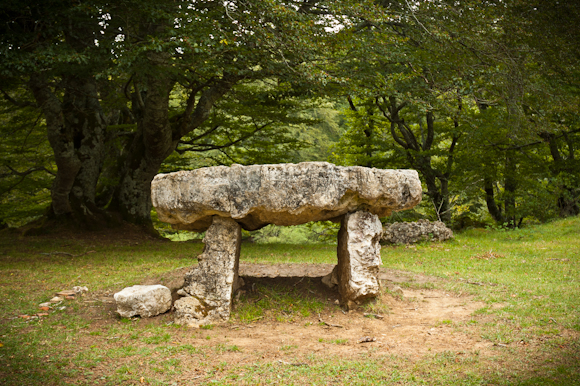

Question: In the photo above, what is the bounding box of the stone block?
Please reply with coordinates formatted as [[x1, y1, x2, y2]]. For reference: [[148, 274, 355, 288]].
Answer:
[[337, 211, 383, 308], [114, 285, 172, 318]]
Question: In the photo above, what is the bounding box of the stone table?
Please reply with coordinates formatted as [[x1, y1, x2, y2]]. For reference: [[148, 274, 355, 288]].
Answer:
[[151, 162, 422, 326]]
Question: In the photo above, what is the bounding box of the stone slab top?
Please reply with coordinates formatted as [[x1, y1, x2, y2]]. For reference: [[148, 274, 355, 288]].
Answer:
[[151, 162, 422, 231]]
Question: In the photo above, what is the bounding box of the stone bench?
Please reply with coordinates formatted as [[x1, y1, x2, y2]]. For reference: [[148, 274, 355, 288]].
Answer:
[[151, 162, 422, 326]]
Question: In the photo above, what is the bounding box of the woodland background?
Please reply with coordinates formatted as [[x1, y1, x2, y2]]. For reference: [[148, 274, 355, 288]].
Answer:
[[1, 0, 578, 234]]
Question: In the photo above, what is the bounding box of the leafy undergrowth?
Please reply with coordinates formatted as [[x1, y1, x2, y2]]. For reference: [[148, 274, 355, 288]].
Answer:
[[0, 217, 578, 385]]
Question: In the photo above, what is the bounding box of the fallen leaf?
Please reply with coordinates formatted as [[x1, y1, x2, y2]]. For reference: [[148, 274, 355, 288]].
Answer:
[[140, 377, 144, 383], [19, 315, 30, 319], [39, 306, 50, 311], [37, 313, 49, 317]]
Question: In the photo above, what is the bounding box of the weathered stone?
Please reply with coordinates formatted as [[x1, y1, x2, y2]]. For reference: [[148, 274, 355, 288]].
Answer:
[[173, 297, 203, 328], [178, 216, 241, 326], [151, 162, 422, 232], [382, 219, 453, 244], [321, 265, 339, 289], [336, 211, 383, 309], [113, 285, 172, 318], [176, 288, 189, 297], [72, 286, 89, 295]]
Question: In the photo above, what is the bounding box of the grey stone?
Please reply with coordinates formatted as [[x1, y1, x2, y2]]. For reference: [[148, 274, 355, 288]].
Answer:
[[337, 211, 383, 309], [173, 297, 203, 328], [382, 219, 453, 244], [321, 265, 339, 289], [151, 162, 422, 232], [177, 216, 242, 326], [73, 286, 89, 294], [176, 288, 189, 297], [113, 285, 172, 318]]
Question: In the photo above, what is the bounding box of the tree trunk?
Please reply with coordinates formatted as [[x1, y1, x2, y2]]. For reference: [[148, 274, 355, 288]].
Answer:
[[542, 132, 580, 217], [28, 73, 107, 227], [504, 152, 518, 228], [484, 176, 504, 223], [109, 71, 178, 231], [62, 75, 107, 222]]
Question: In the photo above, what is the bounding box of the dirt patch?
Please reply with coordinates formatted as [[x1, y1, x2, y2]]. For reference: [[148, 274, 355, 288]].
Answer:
[[84, 264, 486, 361], [56, 263, 580, 385]]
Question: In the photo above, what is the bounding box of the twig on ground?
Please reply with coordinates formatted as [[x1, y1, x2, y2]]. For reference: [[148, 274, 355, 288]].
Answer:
[[318, 313, 343, 328], [293, 277, 305, 287]]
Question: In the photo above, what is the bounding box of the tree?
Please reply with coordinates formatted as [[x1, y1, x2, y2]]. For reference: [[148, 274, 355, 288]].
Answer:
[[328, 0, 472, 222], [1, 0, 347, 231]]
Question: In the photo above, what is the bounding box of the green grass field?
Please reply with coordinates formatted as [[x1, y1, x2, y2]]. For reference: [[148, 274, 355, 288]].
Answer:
[[0, 217, 578, 385]]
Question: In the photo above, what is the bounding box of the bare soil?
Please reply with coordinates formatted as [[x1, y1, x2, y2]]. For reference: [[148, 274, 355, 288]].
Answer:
[[69, 264, 496, 381]]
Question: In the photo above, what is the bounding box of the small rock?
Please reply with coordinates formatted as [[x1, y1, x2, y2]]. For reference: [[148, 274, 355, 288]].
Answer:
[[39, 302, 52, 308], [50, 297, 63, 303], [72, 286, 88, 294], [114, 285, 172, 318], [357, 336, 376, 343], [176, 289, 189, 297], [321, 266, 339, 289], [391, 285, 404, 297]]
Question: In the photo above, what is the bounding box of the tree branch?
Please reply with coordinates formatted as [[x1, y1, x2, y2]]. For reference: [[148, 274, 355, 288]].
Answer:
[[0, 88, 36, 108]]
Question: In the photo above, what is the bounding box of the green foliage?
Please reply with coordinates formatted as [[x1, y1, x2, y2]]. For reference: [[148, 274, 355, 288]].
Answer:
[[249, 222, 339, 245], [0, 92, 53, 226], [0, 0, 578, 228]]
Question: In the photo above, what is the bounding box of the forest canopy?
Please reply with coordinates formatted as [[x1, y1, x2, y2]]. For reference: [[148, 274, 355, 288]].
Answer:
[[0, 0, 578, 231]]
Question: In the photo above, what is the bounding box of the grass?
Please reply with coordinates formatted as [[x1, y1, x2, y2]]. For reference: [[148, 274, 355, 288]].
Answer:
[[0, 217, 579, 385], [381, 217, 580, 342], [234, 280, 327, 323]]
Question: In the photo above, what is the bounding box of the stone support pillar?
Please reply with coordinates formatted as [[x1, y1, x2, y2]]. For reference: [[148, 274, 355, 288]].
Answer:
[[174, 216, 241, 327], [336, 211, 383, 309]]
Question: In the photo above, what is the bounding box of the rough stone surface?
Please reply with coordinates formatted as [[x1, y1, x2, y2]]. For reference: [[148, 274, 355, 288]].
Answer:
[[151, 162, 422, 232], [321, 265, 339, 289], [178, 216, 241, 326], [114, 285, 172, 318], [336, 211, 383, 309], [382, 219, 453, 244], [173, 297, 204, 328]]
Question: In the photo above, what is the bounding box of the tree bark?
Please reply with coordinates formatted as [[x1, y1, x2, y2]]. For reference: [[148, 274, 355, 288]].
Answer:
[[484, 176, 504, 223], [504, 152, 518, 228], [29, 73, 107, 225], [541, 132, 580, 217], [28, 74, 80, 216], [109, 61, 237, 230]]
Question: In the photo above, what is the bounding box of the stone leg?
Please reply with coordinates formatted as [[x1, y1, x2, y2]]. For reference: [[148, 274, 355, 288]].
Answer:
[[174, 216, 241, 327], [336, 211, 383, 309]]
